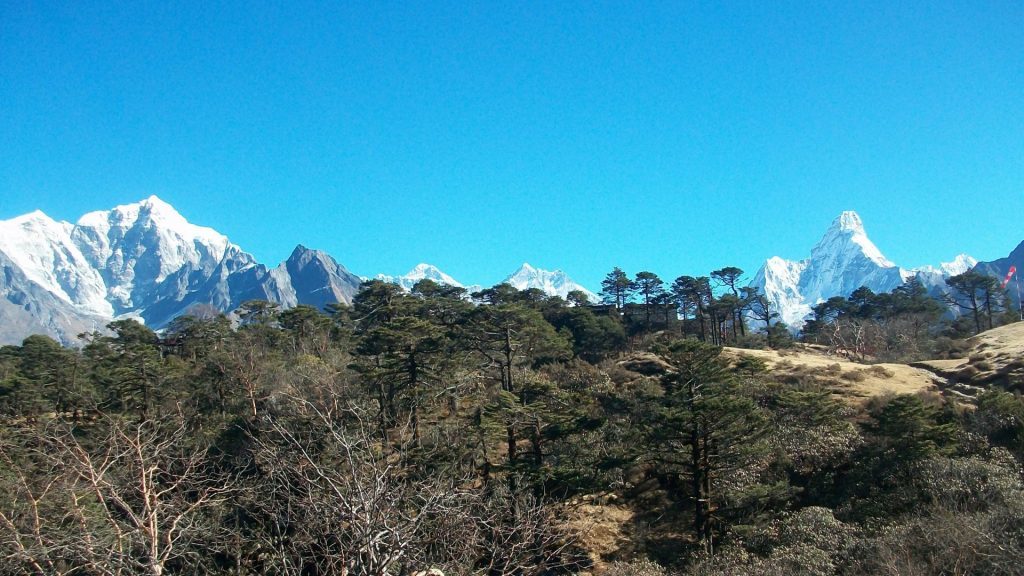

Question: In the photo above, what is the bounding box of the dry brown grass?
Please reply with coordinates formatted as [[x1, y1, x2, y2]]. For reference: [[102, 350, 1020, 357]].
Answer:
[[561, 500, 636, 574], [914, 322, 1024, 391], [721, 344, 938, 402]]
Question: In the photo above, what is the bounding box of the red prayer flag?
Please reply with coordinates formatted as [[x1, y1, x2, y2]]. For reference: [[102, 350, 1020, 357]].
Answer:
[[1002, 265, 1017, 288]]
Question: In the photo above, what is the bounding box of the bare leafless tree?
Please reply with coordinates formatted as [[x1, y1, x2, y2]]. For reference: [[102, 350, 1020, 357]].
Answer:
[[0, 415, 235, 576], [473, 482, 585, 576], [248, 401, 480, 576]]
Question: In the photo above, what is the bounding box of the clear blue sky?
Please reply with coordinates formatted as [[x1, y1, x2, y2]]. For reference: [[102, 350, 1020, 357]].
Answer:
[[2, 2, 1022, 290]]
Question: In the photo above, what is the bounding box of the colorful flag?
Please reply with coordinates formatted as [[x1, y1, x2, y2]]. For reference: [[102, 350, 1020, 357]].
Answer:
[[1002, 265, 1017, 288]]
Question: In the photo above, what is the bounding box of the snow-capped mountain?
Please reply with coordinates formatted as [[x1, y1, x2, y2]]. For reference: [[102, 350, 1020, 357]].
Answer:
[[749, 211, 974, 330], [66, 196, 301, 328], [0, 197, 604, 344], [372, 262, 597, 301], [0, 210, 113, 317], [909, 253, 978, 293], [0, 197, 361, 345], [375, 263, 472, 292], [936, 254, 979, 277], [502, 263, 599, 302]]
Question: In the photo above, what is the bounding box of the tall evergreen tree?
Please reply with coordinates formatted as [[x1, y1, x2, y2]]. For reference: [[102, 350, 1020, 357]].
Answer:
[[356, 316, 447, 445], [742, 286, 778, 337], [945, 270, 1003, 334], [600, 267, 634, 310], [672, 276, 714, 342], [633, 271, 666, 331], [644, 340, 770, 551], [713, 267, 747, 339], [84, 319, 164, 421]]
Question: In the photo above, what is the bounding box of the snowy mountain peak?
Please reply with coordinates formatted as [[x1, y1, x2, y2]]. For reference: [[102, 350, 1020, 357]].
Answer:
[[375, 263, 466, 291], [811, 210, 893, 268], [407, 263, 463, 286], [832, 210, 865, 233], [11, 209, 56, 224], [750, 212, 981, 331], [78, 196, 230, 256], [940, 253, 978, 276], [72, 196, 237, 310], [907, 253, 979, 292], [503, 264, 598, 302], [506, 263, 554, 287]]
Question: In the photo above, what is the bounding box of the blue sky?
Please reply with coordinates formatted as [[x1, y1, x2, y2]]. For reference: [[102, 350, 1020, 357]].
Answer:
[[2, 2, 1022, 290]]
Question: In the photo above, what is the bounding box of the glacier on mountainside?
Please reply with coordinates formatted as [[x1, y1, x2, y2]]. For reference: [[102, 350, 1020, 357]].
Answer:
[[0, 211, 113, 316], [0, 197, 361, 344]]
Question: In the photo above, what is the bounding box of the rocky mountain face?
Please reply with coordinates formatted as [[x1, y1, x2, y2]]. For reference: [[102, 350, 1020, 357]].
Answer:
[[0, 249, 111, 345], [749, 211, 976, 330], [0, 197, 361, 345], [284, 245, 362, 311], [973, 240, 1024, 307], [0, 197, 600, 345]]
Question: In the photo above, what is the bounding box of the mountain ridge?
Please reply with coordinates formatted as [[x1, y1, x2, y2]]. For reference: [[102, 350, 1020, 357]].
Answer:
[[749, 211, 977, 329], [2, 199, 1018, 345], [0, 198, 600, 344]]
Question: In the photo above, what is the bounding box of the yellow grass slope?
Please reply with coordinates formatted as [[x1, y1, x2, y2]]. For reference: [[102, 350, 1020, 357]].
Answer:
[[721, 345, 940, 401], [913, 321, 1024, 391]]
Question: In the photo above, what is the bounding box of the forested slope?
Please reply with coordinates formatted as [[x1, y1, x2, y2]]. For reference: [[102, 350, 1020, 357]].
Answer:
[[2, 275, 1023, 575]]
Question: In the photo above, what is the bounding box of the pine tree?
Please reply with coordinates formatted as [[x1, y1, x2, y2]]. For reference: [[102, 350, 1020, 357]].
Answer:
[[600, 267, 634, 310], [644, 340, 770, 552], [672, 276, 714, 342], [945, 270, 1003, 334], [633, 271, 666, 331], [712, 267, 747, 338], [356, 316, 447, 445]]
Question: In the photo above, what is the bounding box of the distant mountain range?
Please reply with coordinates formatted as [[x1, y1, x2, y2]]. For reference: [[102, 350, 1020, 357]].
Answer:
[[371, 262, 598, 302], [748, 211, 983, 329], [373, 263, 478, 293], [0, 197, 597, 344], [1, 198, 1020, 345]]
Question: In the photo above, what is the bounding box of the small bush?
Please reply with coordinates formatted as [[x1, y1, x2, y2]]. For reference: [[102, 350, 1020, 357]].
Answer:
[[604, 558, 668, 576], [734, 354, 769, 375], [973, 360, 994, 372], [865, 365, 895, 379], [734, 334, 768, 350], [957, 365, 980, 379], [840, 370, 867, 382]]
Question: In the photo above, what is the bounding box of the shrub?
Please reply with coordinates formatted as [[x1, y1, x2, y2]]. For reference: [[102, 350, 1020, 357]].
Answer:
[[604, 559, 668, 576], [865, 365, 894, 379], [840, 370, 866, 382]]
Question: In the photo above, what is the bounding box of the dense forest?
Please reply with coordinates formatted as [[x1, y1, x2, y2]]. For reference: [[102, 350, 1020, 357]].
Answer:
[[1, 267, 1023, 575]]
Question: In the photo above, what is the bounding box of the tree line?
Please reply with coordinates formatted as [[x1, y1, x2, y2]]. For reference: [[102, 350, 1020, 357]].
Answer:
[[0, 270, 1021, 575]]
